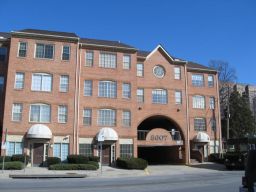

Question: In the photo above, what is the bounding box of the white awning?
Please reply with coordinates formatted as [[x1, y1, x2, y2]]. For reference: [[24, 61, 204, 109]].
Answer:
[[97, 127, 118, 141], [193, 132, 210, 143], [27, 124, 52, 139]]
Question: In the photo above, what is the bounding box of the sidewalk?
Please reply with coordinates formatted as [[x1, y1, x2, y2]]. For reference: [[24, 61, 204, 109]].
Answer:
[[0, 162, 233, 179]]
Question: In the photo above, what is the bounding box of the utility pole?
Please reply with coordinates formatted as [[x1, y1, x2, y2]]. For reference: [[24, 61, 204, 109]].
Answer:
[[227, 85, 230, 140]]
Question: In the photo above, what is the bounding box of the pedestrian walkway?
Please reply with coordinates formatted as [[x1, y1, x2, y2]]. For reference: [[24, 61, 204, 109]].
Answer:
[[0, 162, 240, 179]]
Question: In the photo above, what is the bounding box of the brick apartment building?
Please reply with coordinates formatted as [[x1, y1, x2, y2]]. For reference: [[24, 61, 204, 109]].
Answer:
[[0, 29, 221, 166]]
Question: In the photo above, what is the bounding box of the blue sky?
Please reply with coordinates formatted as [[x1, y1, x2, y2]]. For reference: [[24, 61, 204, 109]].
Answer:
[[1, 0, 255, 84]]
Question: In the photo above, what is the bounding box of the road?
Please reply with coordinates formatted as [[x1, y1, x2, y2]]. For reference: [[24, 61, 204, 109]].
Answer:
[[0, 171, 243, 192]]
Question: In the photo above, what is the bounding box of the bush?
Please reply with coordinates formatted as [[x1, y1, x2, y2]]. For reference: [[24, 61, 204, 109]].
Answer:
[[67, 155, 89, 164], [89, 156, 100, 162], [116, 157, 148, 170], [11, 154, 29, 164], [0, 161, 24, 170], [0, 156, 12, 162], [46, 157, 61, 166], [49, 163, 97, 170], [88, 161, 99, 169]]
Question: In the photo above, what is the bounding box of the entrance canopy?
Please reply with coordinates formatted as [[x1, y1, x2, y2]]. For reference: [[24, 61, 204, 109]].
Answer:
[[193, 132, 210, 143], [27, 124, 52, 139], [97, 127, 118, 141]]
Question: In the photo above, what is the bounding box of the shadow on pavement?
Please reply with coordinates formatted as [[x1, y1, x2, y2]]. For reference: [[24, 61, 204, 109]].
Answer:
[[189, 163, 227, 171]]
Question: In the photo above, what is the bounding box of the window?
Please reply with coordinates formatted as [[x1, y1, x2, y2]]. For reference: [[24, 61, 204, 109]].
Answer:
[[84, 80, 92, 96], [35, 43, 54, 59], [137, 88, 144, 103], [137, 63, 144, 77], [0, 76, 4, 91], [153, 65, 165, 78], [211, 118, 216, 131], [194, 118, 206, 131], [85, 51, 94, 67], [59, 75, 69, 92], [192, 74, 204, 87], [0, 47, 7, 61], [209, 97, 215, 109], [122, 83, 131, 99], [30, 103, 51, 123], [62, 45, 70, 60], [79, 144, 93, 156], [31, 73, 52, 92], [83, 108, 92, 126], [98, 109, 116, 126], [7, 142, 23, 156], [123, 55, 131, 69], [58, 105, 67, 123], [120, 144, 133, 158], [175, 91, 182, 104], [53, 143, 69, 161], [12, 103, 23, 121], [192, 95, 205, 109], [152, 89, 167, 104], [174, 67, 181, 80], [18, 42, 27, 57], [99, 52, 116, 68], [15, 72, 24, 89], [122, 110, 131, 127], [208, 75, 214, 87], [98, 81, 117, 98]]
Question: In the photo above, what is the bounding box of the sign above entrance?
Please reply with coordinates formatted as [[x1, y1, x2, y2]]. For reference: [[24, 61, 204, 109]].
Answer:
[[146, 128, 172, 142]]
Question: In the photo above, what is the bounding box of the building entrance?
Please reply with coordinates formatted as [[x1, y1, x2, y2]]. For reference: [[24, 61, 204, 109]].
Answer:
[[33, 143, 44, 166], [102, 145, 111, 165]]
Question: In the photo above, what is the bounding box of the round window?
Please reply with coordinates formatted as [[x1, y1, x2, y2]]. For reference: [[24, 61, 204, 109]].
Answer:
[[153, 65, 165, 78]]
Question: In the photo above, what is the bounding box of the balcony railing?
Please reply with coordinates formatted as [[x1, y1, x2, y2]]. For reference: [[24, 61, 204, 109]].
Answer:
[[137, 130, 182, 141]]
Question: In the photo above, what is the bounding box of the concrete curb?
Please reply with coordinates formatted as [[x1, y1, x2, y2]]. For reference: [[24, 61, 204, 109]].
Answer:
[[9, 173, 87, 179]]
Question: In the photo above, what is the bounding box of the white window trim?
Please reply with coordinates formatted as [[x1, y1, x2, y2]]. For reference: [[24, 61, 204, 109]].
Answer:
[[14, 72, 25, 89], [17, 42, 27, 57], [31, 73, 52, 92], [29, 103, 51, 123], [61, 45, 70, 61], [34, 43, 55, 60], [58, 105, 68, 123]]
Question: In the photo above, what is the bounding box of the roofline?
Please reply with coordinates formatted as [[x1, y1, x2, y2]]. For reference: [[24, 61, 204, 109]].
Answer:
[[146, 44, 174, 61], [11, 31, 80, 40], [80, 42, 137, 50], [187, 66, 217, 73]]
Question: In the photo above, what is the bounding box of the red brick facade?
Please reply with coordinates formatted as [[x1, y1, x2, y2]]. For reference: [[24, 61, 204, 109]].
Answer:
[[0, 29, 221, 166]]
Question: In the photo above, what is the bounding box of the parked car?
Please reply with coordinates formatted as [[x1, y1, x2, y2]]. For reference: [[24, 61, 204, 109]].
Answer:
[[239, 150, 256, 192]]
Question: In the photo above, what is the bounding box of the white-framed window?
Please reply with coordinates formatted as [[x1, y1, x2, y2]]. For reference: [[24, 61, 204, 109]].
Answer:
[[7, 142, 23, 156], [122, 110, 131, 127], [194, 118, 206, 131], [0, 47, 7, 61], [59, 75, 69, 92], [123, 55, 131, 69], [208, 75, 214, 87], [209, 97, 215, 109], [97, 109, 116, 126], [85, 51, 94, 67], [137, 88, 144, 103], [79, 144, 93, 156], [122, 83, 131, 99], [153, 65, 165, 78], [18, 42, 27, 57], [152, 89, 167, 104], [35, 43, 54, 59], [62, 45, 70, 61], [31, 73, 52, 92], [175, 91, 182, 104], [174, 67, 181, 80], [12, 103, 23, 121], [58, 105, 68, 123], [192, 74, 204, 87], [137, 63, 144, 77], [14, 72, 24, 89], [98, 81, 117, 98], [53, 143, 69, 161], [84, 80, 92, 96], [0, 76, 4, 91], [120, 144, 133, 158], [30, 103, 51, 123], [211, 118, 216, 131], [83, 108, 92, 126], [192, 95, 205, 109], [99, 52, 116, 68]]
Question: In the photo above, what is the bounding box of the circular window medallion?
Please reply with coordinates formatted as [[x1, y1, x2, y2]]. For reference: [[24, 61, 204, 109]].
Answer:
[[153, 65, 165, 78]]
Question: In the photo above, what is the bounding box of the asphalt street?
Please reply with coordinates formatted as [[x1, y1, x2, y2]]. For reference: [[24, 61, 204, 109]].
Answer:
[[0, 171, 243, 192]]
